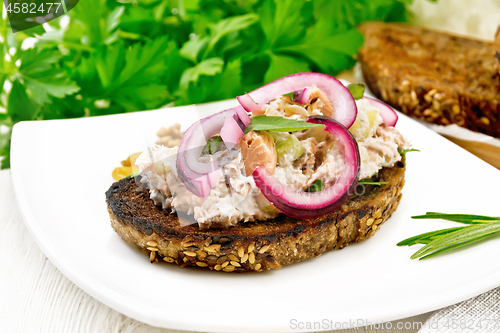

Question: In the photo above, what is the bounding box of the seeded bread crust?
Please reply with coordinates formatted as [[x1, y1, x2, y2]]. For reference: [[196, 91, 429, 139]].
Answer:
[[106, 163, 405, 272], [358, 22, 500, 138]]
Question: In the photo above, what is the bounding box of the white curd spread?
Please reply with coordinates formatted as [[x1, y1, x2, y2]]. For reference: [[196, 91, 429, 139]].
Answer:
[[136, 95, 410, 228]]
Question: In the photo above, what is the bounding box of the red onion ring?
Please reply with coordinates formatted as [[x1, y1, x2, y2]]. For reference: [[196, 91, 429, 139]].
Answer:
[[297, 88, 399, 127], [297, 87, 312, 104], [220, 105, 251, 147], [233, 105, 251, 127], [177, 107, 247, 197], [237, 73, 358, 128], [364, 97, 398, 127], [252, 116, 360, 219], [293, 88, 307, 103]]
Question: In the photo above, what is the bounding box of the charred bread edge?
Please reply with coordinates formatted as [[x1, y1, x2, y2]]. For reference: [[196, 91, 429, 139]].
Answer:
[[358, 22, 500, 138], [106, 164, 405, 272]]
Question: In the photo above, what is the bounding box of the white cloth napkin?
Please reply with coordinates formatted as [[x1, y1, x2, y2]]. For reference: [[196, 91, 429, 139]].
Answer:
[[418, 288, 500, 333]]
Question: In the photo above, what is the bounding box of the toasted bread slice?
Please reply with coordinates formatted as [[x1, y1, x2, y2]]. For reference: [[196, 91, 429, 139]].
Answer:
[[358, 22, 500, 138], [105, 162, 405, 272]]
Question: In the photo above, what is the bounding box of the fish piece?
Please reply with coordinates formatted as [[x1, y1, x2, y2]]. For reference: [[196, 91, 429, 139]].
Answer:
[[238, 130, 277, 176], [308, 85, 335, 118]]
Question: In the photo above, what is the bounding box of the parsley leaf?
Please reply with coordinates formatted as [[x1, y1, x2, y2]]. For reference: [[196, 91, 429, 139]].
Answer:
[[258, 0, 312, 48], [180, 36, 210, 63], [19, 48, 80, 105], [180, 57, 225, 91], [203, 13, 259, 59], [212, 59, 243, 100], [7, 81, 37, 123], [264, 52, 311, 83], [275, 19, 364, 74], [70, 0, 124, 46], [0, 136, 11, 169], [0, 119, 12, 169]]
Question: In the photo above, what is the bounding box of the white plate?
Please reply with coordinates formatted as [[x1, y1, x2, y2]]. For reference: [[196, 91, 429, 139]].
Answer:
[[10, 97, 500, 332]]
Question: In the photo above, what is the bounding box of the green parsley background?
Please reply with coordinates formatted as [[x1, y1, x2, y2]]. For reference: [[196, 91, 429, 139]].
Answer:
[[0, 0, 430, 169]]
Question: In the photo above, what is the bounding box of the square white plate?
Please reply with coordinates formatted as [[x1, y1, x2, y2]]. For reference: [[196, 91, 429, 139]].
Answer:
[[10, 97, 500, 332]]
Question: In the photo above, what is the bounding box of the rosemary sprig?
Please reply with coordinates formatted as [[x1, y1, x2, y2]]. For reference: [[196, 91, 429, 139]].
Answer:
[[412, 212, 499, 224], [357, 181, 388, 185], [398, 212, 500, 260]]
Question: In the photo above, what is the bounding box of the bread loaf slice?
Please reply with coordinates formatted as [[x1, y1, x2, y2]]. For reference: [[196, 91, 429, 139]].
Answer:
[[358, 22, 500, 138], [105, 162, 405, 272]]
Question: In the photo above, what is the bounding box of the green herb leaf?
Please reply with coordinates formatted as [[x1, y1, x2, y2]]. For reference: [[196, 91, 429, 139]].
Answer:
[[306, 179, 323, 192], [211, 59, 243, 101], [398, 212, 500, 260], [416, 234, 493, 260], [106, 6, 125, 37], [70, 0, 107, 45], [202, 136, 224, 155], [128, 171, 140, 179], [410, 223, 500, 260], [275, 22, 363, 74], [0, 123, 12, 170], [180, 35, 210, 63], [245, 115, 325, 133], [312, 0, 410, 29], [397, 227, 464, 247], [347, 83, 365, 100], [203, 13, 259, 59], [412, 212, 499, 224], [259, 0, 310, 47], [0, 143, 10, 169], [180, 57, 225, 91], [115, 36, 172, 89], [73, 36, 181, 115], [264, 52, 311, 84], [18, 48, 80, 105], [398, 148, 420, 158], [357, 181, 387, 185], [7, 81, 37, 123]]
